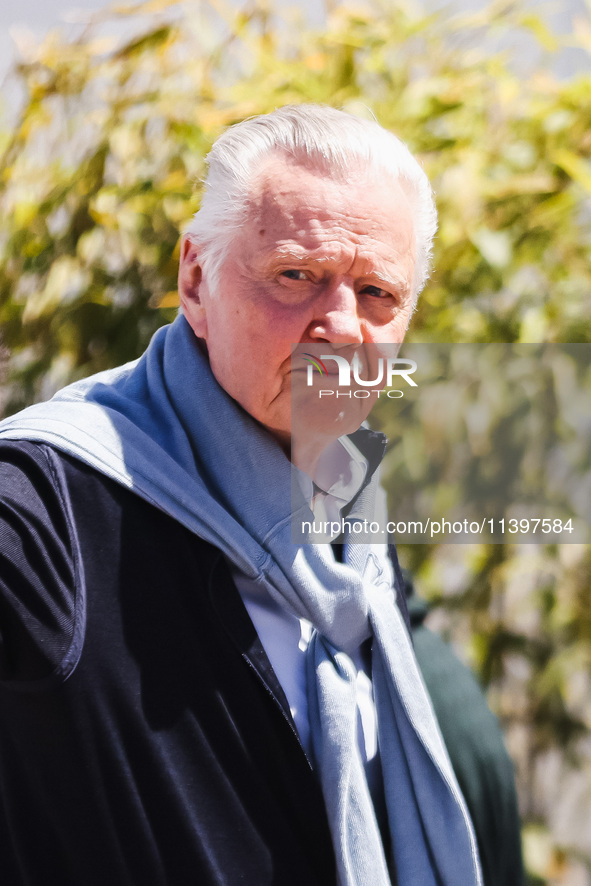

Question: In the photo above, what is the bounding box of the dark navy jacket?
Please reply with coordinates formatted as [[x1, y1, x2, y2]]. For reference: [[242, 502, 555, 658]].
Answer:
[[0, 441, 340, 884]]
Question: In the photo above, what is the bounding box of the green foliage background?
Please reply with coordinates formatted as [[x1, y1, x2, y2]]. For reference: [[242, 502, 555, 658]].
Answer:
[[1, 0, 590, 882]]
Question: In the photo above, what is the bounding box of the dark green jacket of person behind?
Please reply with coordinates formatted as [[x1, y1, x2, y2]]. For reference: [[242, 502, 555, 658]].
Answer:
[[405, 572, 525, 886]]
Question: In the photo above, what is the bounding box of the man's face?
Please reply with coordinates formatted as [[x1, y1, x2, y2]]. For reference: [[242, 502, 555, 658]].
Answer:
[[179, 156, 416, 449]]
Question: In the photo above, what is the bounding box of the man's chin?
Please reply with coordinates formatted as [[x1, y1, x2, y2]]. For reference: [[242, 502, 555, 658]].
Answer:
[[290, 392, 373, 463], [255, 387, 374, 462]]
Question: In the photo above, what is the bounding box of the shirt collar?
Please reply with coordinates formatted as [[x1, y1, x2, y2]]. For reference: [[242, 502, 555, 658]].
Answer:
[[297, 426, 388, 540]]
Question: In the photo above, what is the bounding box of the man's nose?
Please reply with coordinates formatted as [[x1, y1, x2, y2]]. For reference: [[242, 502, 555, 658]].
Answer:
[[307, 279, 364, 344]]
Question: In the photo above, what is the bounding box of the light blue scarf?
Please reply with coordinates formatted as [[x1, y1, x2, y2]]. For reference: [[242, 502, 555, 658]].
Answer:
[[0, 315, 482, 886]]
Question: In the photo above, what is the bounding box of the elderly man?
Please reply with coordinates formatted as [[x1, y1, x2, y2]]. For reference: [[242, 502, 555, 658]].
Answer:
[[0, 105, 485, 886]]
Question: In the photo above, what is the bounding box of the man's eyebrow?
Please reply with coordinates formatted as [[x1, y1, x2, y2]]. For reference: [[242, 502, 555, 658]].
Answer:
[[370, 269, 412, 292], [248, 244, 308, 272]]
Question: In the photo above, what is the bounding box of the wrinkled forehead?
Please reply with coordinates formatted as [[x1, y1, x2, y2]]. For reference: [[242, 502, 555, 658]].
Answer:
[[246, 153, 414, 235], [242, 153, 416, 268]]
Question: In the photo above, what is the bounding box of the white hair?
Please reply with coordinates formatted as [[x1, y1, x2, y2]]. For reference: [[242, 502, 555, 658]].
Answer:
[[184, 104, 437, 299]]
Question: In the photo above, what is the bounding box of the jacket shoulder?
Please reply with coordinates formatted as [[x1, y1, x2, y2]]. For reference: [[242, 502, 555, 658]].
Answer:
[[0, 441, 86, 688]]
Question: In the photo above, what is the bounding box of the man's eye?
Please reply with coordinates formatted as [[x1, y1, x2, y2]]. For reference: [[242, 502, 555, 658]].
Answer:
[[361, 285, 390, 299], [280, 269, 308, 282]]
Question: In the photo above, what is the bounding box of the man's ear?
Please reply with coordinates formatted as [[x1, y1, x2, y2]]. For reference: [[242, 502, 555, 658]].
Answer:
[[178, 235, 207, 339]]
